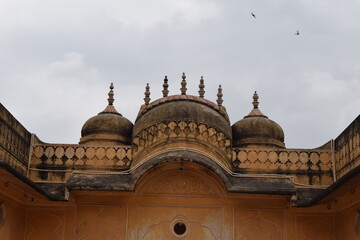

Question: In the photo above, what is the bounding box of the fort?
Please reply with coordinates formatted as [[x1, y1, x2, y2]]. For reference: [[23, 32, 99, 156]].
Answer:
[[0, 73, 359, 239]]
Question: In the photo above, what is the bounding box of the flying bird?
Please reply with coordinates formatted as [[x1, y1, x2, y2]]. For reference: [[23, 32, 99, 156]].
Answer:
[[295, 30, 300, 35], [251, 12, 256, 18]]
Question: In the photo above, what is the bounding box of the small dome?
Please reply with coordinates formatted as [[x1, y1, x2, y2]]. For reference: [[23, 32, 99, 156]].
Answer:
[[232, 92, 285, 148], [79, 83, 133, 145]]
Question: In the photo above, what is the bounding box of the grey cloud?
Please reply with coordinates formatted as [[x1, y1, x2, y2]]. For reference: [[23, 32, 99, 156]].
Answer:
[[1, 0, 359, 148]]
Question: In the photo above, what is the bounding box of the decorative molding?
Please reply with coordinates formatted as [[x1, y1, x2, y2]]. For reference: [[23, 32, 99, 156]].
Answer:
[[142, 173, 218, 195], [26, 212, 65, 240], [237, 212, 282, 240], [0, 150, 27, 175], [142, 219, 217, 240], [297, 216, 334, 240], [132, 120, 232, 161], [138, 206, 222, 240], [76, 207, 124, 240]]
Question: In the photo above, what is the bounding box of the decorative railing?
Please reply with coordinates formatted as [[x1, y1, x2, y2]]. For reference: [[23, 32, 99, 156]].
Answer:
[[334, 115, 360, 179], [232, 147, 333, 186], [29, 144, 132, 182], [232, 148, 332, 171], [0, 104, 32, 175], [31, 144, 132, 169]]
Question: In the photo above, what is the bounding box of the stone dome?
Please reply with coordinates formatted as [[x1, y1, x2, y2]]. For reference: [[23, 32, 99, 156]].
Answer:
[[232, 92, 285, 148], [133, 95, 232, 139], [79, 83, 133, 145], [131, 74, 232, 168]]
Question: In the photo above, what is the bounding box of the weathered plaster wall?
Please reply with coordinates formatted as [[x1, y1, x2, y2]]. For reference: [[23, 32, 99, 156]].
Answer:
[[3, 162, 360, 240], [24, 207, 75, 240], [335, 204, 360, 240], [335, 115, 360, 180], [0, 196, 26, 240]]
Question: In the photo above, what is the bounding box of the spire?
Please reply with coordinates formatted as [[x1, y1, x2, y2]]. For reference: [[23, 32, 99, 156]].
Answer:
[[198, 76, 205, 98], [180, 73, 187, 95], [162, 76, 169, 97], [144, 83, 151, 106], [252, 91, 259, 109], [100, 83, 121, 115], [108, 83, 114, 105], [217, 85, 223, 106], [245, 91, 267, 118]]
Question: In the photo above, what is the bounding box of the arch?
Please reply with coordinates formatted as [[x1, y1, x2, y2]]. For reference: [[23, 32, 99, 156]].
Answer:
[[135, 162, 226, 197], [130, 149, 232, 192]]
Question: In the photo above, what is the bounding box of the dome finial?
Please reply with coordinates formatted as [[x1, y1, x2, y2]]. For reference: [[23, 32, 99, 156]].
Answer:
[[180, 72, 187, 95], [100, 83, 120, 115], [108, 83, 115, 105], [217, 85, 223, 106], [244, 91, 267, 118], [252, 91, 259, 109], [144, 83, 151, 106], [162, 76, 169, 97], [198, 76, 205, 98]]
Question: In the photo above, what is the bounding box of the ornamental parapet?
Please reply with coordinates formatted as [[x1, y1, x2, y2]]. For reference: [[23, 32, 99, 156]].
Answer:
[[29, 144, 132, 182], [0, 103, 32, 176], [334, 115, 360, 179], [232, 147, 333, 186]]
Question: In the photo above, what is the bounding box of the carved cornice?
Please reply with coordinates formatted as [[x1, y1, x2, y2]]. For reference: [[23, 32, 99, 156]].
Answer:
[[0, 150, 27, 175], [132, 120, 232, 168]]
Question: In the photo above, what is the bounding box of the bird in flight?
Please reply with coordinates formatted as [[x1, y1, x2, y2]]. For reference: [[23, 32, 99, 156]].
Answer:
[[295, 30, 300, 35], [251, 12, 256, 18]]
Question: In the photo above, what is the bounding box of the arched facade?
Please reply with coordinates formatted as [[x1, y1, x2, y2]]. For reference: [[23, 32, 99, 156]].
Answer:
[[0, 74, 359, 239]]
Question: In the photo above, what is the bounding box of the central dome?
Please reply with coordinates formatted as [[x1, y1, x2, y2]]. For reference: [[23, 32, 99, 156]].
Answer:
[[134, 95, 231, 138], [131, 74, 232, 168]]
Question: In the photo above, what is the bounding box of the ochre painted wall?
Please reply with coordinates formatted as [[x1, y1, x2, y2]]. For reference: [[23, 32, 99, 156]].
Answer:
[[1, 162, 359, 239], [0, 196, 26, 240], [335, 205, 360, 240]]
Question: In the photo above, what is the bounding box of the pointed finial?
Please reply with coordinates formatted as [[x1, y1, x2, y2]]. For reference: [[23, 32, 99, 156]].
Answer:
[[100, 83, 120, 115], [162, 76, 169, 97], [180, 72, 187, 95], [107, 83, 114, 105], [217, 85, 223, 106], [252, 91, 259, 109], [198, 76, 205, 98], [244, 91, 267, 118], [144, 83, 151, 106]]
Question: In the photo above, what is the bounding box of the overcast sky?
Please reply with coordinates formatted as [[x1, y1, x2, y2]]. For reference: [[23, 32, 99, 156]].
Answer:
[[1, 0, 359, 148]]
